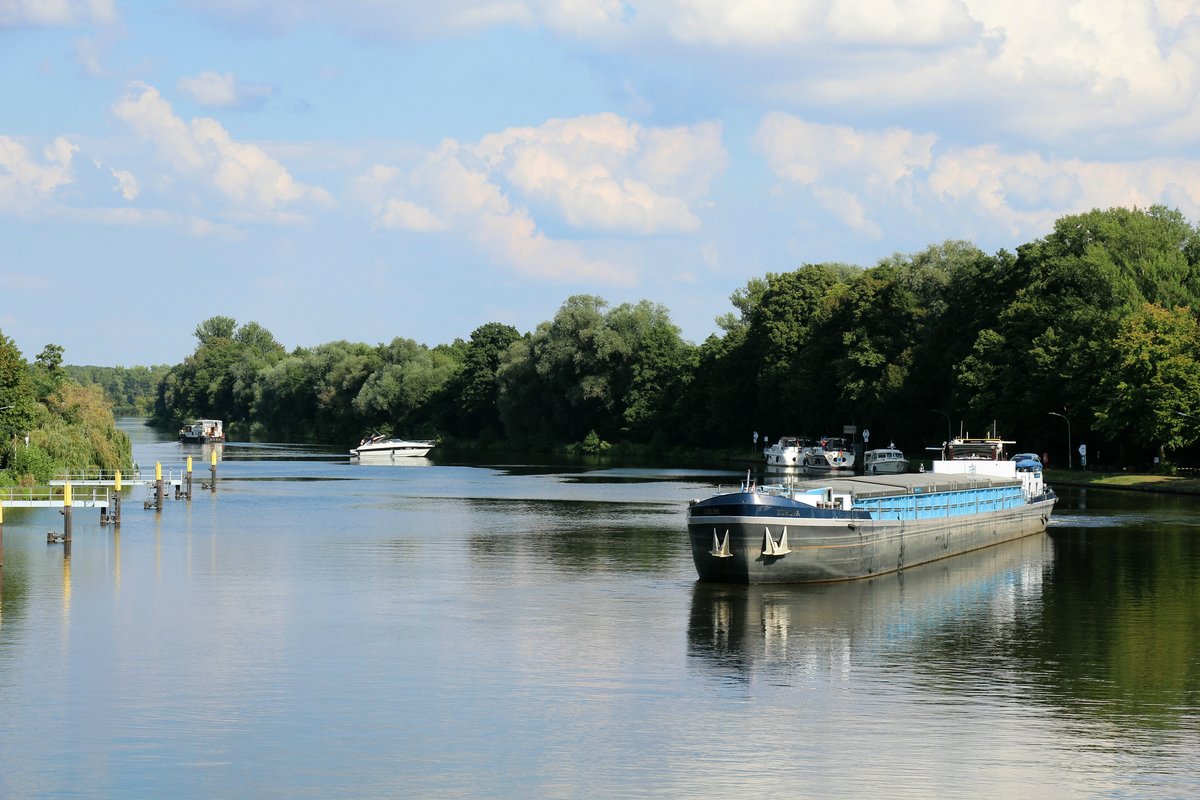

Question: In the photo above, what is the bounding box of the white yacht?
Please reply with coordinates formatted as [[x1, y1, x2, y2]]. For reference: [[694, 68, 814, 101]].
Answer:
[[351, 434, 434, 459], [863, 444, 909, 474]]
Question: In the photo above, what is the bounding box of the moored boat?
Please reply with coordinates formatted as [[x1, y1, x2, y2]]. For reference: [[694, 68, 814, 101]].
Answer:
[[863, 444, 908, 474], [764, 436, 810, 469], [351, 434, 434, 459], [179, 419, 224, 443], [687, 436, 1055, 584], [800, 435, 854, 471]]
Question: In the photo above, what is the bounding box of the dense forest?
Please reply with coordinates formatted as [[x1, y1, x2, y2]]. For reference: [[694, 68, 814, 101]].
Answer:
[[150, 206, 1200, 469], [0, 336, 133, 485], [64, 364, 169, 416]]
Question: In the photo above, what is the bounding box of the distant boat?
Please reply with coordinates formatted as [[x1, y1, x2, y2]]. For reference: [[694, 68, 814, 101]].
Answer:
[[350, 434, 434, 459], [179, 419, 224, 444], [863, 445, 909, 474]]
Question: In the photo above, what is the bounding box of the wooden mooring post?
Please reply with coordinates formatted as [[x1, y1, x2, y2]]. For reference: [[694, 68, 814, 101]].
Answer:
[[155, 461, 164, 511], [52, 481, 74, 545], [102, 470, 122, 525]]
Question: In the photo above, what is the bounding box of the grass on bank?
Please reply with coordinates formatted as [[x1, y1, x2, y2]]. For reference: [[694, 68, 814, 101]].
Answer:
[[1044, 468, 1200, 494]]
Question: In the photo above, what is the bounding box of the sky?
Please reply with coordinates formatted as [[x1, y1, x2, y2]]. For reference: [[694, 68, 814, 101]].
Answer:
[[2, 0, 1199, 366]]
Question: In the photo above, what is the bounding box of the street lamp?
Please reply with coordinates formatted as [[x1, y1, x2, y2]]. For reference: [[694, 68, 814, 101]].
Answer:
[[1048, 411, 1071, 469]]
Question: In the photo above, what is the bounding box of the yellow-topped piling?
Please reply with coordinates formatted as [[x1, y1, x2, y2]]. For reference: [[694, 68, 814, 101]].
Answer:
[[154, 461, 164, 511], [187, 456, 193, 473], [62, 481, 73, 542], [113, 470, 122, 524]]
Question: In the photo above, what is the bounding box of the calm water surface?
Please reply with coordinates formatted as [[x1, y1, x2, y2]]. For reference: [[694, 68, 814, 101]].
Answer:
[[1, 421, 1197, 798]]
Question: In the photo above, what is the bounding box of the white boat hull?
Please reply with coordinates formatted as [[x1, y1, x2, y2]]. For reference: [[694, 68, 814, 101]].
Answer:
[[351, 439, 433, 458]]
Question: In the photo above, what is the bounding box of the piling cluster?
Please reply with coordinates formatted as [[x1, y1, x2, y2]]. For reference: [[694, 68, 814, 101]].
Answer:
[[0, 449, 218, 565]]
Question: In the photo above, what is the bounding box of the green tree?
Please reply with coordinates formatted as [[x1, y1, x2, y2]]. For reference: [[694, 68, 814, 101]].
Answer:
[[194, 316, 238, 346], [1094, 304, 1200, 463], [444, 323, 521, 439]]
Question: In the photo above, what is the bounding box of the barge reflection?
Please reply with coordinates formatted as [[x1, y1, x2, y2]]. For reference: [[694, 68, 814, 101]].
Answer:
[[688, 533, 1053, 683]]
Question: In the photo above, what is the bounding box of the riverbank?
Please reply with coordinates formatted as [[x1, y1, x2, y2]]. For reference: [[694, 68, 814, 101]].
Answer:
[[1046, 468, 1200, 494]]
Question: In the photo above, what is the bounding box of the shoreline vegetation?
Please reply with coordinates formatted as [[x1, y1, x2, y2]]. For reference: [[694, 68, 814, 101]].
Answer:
[[9, 206, 1200, 485]]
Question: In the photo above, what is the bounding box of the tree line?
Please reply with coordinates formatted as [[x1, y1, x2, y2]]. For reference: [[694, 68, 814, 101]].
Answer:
[[0, 337, 133, 485], [151, 206, 1200, 468]]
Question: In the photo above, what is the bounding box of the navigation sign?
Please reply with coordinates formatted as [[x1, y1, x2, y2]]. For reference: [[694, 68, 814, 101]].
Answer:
[[862, 428, 870, 443]]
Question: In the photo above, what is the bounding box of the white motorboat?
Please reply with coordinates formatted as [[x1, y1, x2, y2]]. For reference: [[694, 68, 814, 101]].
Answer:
[[351, 434, 434, 459], [801, 435, 854, 471], [764, 436, 810, 468], [863, 444, 909, 474]]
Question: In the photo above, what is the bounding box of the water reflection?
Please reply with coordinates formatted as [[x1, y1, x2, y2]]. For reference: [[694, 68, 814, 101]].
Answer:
[[350, 453, 432, 467], [460, 497, 683, 574], [688, 534, 1053, 685]]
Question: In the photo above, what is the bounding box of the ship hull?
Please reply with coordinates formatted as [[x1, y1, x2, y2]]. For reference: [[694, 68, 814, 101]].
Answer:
[[688, 491, 1056, 584]]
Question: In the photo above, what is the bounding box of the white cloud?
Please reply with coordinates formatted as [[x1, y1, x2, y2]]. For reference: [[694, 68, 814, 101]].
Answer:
[[0, 0, 116, 27], [757, 112, 934, 187], [176, 2, 1200, 148], [112, 82, 332, 219], [0, 135, 77, 212], [178, 71, 273, 111], [475, 113, 723, 234], [357, 113, 725, 284], [665, 0, 977, 47], [376, 198, 447, 232], [758, 112, 1200, 242], [109, 167, 138, 200], [756, 112, 932, 232], [812, 185, 882, 237]]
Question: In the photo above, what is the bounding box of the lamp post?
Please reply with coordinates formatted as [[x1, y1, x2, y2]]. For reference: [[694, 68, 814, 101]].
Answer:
[[1048, 411, 1071, 469]]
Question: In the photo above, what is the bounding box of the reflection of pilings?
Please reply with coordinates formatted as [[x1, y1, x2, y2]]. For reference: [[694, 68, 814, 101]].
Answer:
[[1, 501, 5, 567]]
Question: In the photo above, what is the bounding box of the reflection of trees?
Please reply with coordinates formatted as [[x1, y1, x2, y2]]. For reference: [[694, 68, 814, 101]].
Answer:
[[687, 524, 1200, 732], [0, 548, 30, 628], [1021, 528, 1200, 726], [463, 498, 682, 575]]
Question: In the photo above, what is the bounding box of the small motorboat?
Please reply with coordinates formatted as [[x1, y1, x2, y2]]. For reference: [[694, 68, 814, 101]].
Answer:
[[350, 434, 434, 459], [863, 444, 909, 474]]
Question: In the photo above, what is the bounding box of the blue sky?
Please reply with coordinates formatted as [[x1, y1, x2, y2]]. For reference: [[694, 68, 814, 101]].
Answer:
[[3, 0, 1199, 366]]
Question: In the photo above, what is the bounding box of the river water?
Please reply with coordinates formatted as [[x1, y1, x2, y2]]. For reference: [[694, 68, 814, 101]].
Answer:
[[1, 421, 1197, 798]]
